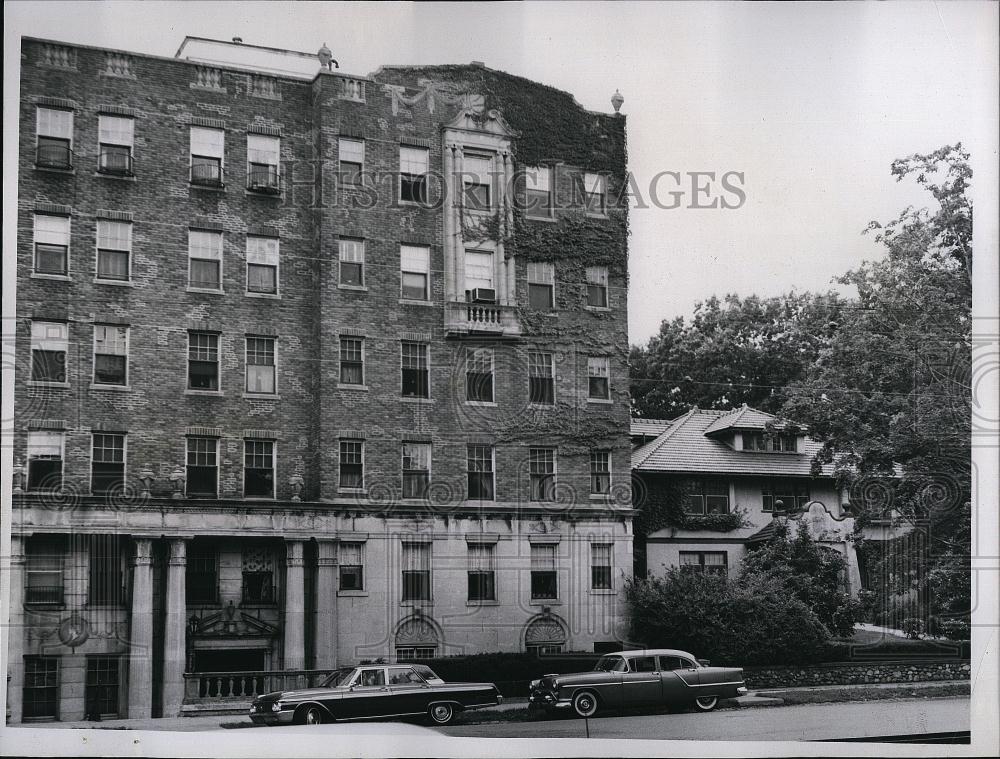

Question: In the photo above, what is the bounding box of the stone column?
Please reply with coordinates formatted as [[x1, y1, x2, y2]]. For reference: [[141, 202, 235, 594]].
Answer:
[[283, 540, 305, 670], [313, 540, 338, 669], [127, 538, 154, 719], [5, 534, 27, 723], [161, 539, 187, 717]]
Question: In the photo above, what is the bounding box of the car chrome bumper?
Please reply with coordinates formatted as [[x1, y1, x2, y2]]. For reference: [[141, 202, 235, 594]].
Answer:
[[736, 686, 748, 696], [248, 707, 294, 725], [528, 692, 572, 710]]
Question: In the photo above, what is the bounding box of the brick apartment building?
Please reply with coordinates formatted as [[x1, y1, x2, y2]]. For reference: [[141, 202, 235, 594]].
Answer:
[[7, 36, 633, 721]]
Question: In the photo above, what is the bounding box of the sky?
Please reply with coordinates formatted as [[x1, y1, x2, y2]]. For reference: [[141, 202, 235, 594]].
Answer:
[[4, 1, 998, 345]]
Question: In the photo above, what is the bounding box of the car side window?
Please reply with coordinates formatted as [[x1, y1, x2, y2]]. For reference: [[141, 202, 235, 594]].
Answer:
[[359, 668, 386, 687], [389, 668, 423, 685], [679, 658, 696, 669], [630, 656, 657, 672], [659, 656, 684, 671]]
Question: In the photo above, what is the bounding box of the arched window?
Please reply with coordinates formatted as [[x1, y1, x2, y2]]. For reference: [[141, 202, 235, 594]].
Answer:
[[524, 616, 567, 656], [394, 617, 440, 660]]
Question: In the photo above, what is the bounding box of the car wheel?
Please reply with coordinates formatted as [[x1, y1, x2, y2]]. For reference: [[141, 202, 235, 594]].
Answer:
[[694, 696, 718, 712], [572, 690, 599, 718], [295, 705, 325, 725], [428, 703, 455, 725]]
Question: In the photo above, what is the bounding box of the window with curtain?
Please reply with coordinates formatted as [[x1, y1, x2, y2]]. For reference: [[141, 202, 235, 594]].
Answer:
[[339, 138, 364, 184], [97, 115, 134, 174], [190, 126, 224, 185], [528, 351, 554, 404], [401, 442, 431, 499], [401, 542, 431, 601], [467, 543, 496, 601], [339, 336, 364, 385], [399, 146, 429, 203], [188, 230, 223, 290], [467, 444, 495, 500], [187, 331, 219, 390], [400, 245, 430, 300], [587, 356, 610, 400], [529, 448, 556, 502], [27, 430, 63, 491], [246, 133, 279, 189], [338, 238, 365, 286], [93, 325, 128, 386], [339, 439, 364, 489], [530, 543, 557, 599], [591, 543, 613, 589], [246, 236, 279, 294], [339, 542, 364, 590], [585, 266, 609, 307], [96, 220, 132, 281], [465, 347, 494, 402], [527, 262, 555, 310], [525, 166, 552, 217], [30, 321, 68, 382], [590, 450, 611, 494], [245, 337, 276, 394], [33, 214, 70, 275]]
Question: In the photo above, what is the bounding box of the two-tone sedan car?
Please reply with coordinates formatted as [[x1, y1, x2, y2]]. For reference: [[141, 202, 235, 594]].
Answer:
[[249, 663, 502, 726], [528, 648, 747, 718]]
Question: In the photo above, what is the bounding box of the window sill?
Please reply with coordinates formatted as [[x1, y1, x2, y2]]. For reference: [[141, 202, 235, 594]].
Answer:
[[528, 598, 561, 606], [337, 590, 369, 597], [94, 278, 134, 287], [27, 381, 70, 389], [35, 165, 76, 176], [30, 273, 71, 282], [467, 600, 500, 606], [189, 183, 226, 193], [243, 392, 280, 400], [589, 493, 612, 501], [587, 398, 614, 405], [398, 298, 435, 307], [400, 600, 433, 606], [245, 189, 284, 199], [24, 602, 65, 610], [189, 84, 228, 94], [584, 305, 612, 313], [339, 488, 367, 496], [400, 396, 434, 404], [531, 310, 559, 317], [94, 172, 137, 183], [243, 496, 276, 502], [337, 383, 369, 391], [464, 401, 497, 407], [185, 389, 223, 396], [528, 403, 556, 410], [589, 589, 617, 595], [89, 383, 131, 392], [246, 291, 280, 299], [186, 287, 226, 295], [338, 284, 369, 292]]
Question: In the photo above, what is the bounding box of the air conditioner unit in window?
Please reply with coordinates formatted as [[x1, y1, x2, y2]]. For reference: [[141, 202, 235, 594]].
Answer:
[[471, 288, 497, 304]]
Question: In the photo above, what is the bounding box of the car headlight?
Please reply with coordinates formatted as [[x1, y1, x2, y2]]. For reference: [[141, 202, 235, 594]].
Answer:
[[271, 701, 283, 712], [550, 679, 560, 689], [530, 679, 540, 689]]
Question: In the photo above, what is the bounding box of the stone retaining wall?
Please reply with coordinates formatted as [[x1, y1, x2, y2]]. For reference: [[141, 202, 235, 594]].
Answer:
[[742, 659, 971, 689]]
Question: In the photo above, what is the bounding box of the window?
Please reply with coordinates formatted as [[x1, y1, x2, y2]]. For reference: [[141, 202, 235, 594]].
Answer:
[[338, 238, 365, 286], [467, 543, 496, 602], [27, 431, 63, 491], [36, 107, 73, 168], [85, 657, 120, 717], [88, 535, 123, 605], [587, 356, 610, 400], [762, 480, 811, 512], [466, 347, 494, 402], [525, 166, 552, 217], [591, 542, 613, 589], [401, 542, 431, 601], [97, 115, 134, 175], [357, 668, 386, 688], [528, 351, 555, 405], [246, 236, 278, 294], [246, 134, 279, 191], [96, 220, 131, 281], [244, 440, 275, 498], [586, 266, 609, 307], [246, 337, 276, 394], [399, 146, 429, 203], [186, 437, 218, 497], [25, 539, 63, 605], [388, 668, 425, 685], [745, 432, 798, 452], [401, 341, 429, 398], [467, 444, 495, 500], [339, 542, 364, 591], [530, 543, 558, 599], [590, 450, 611, 495], [630, 655, 657, 673], [188, 230, 223, 290], [464, 249, 494, 294], [91, 434, 125, 495], [93, 325, 128, 386], [660, 656, 696, 671], [339, 138, 364, 185], [679, 551, 728, 575], [33, 214, 70, 275], [241, 546, 274, 603], [584, 173, 606, 215], [186, 545, 218, 603], [339, 439, 364, 490], [23, 658, 59, 720], [187, 332, 219, 390], [463, 154, 492, 210], [30, 321, 68, 383], [527, 262, 555, 310], [400, 245, 430, 300], [684, 478, 730, 515], [339, 336, 364, 385], [397, 648, 436, 660], [402, 442, 431, 499], [529, 448, 556, 502], [190, 126, 224, 186]]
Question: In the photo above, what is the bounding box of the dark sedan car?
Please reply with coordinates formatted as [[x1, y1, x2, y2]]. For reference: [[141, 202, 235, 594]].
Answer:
[[249, 663, 502, 726], [528, 649, 747, 718]]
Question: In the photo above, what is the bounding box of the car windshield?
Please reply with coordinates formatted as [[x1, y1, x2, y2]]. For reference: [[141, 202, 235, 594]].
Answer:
[[594, 655, 627, 672], [411, 664, 443, 682], [321, 668, 357, 687]]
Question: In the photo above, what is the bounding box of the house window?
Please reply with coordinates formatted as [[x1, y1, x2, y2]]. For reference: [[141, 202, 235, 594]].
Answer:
[[762, 480, 811, 512], [745, 432, 798, 452], [339, 138, 364, 185], [590, 450, 611, 495], [30, 321, 68, 383], [530, 543, 558, 599], [91, 433, 125, 496], [25, 539, 63, 605], [26, 431, 63, 491], [242, 546, 274, 603], [246, 236, 279, 294], [23, 657, 59, 720], [244, 440, 275, 498], [528, 351, 555, 405], [401, 341, 429, 398], [187, 331, 219, 390], [339, 542, 364, 591], [188, 230, 223, 290], [190, 126, 225, 186], [684, 478, 730, 515], [402, 442, 431, 499], [464, 249, 494, 294], [400, 245, 430, 300], [401, 542, 431, 601], [33, 214, 70, 275], [338, 238, 365, 286], [396, 647, 436, 660], [586, 266, 609, 307], [88, 535, 123, 605], [85, 657, 120, 718], [679, 551, 728, 575], [339, 336, 364, 385], [591, 542, 613, 589], [466, 347, 494, 402], [467, 444, 495, 501], [529, 448, 556, 502], [186, 437, 218, 497], [246, 337, 276, 394], [96, 220, 132, 281], [92, 325, 128, 386], [463, 154, 492, 210], [339, 439, 364, 489], [587, 356, 610, 400], [525, 166, 552, 217], [467, 543, 496, 602], [399, 146, 429, 203], [186, 545, 218, 603], [36, 107, 73, 168], [527, 262, 555, 310], [97, 115, 134, 175], [246, 134, 280, 191], [584, 173, 606, 215]]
